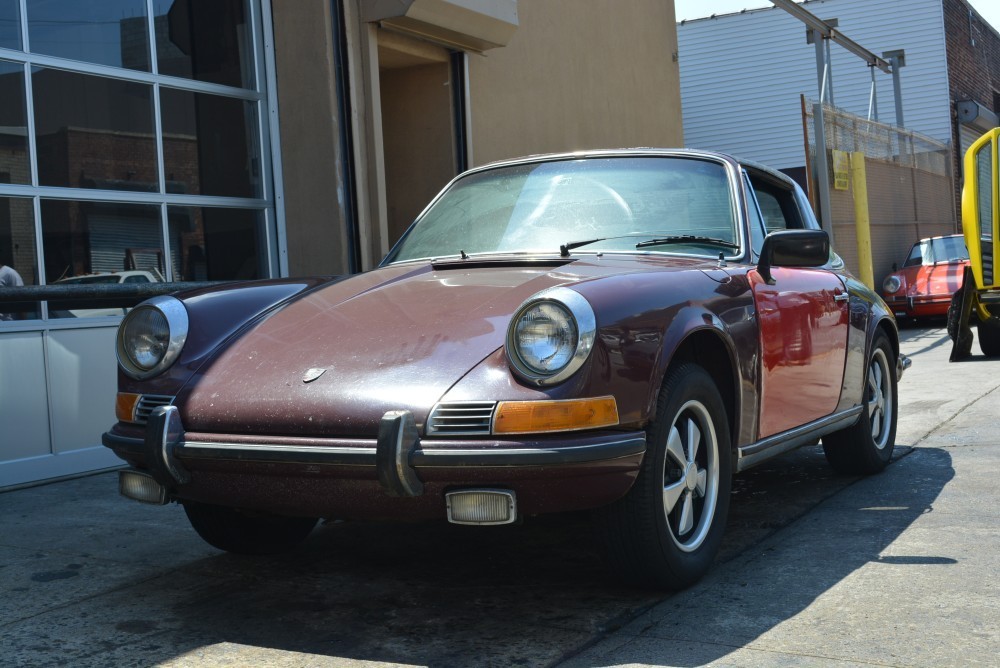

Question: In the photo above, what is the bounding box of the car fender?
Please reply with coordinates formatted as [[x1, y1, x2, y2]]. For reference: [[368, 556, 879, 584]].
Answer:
[[117, 276, 343, 396], [646, 304, 745, 444], [837, 274, 899, 412]]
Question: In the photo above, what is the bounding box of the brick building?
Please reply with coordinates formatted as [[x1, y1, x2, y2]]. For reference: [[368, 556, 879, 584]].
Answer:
[[944, 0, 1000, 212]]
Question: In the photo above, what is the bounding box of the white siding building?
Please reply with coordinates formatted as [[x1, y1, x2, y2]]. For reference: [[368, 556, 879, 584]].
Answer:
[[678, 0, 952, 173]]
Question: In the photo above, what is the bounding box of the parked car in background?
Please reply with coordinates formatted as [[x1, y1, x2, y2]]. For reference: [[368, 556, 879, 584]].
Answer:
[[881, 234, 969, 320], [103, 149, 907, 590], [53, 270, 163, 317]]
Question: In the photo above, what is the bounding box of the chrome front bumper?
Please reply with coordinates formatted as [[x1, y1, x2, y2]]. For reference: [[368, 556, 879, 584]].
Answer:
[[103, 406, 647, 498]]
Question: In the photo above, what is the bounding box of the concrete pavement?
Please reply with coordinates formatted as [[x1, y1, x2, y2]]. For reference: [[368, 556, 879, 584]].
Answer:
[[565, 324, 1000, 667], [1, 323, 998, 667]]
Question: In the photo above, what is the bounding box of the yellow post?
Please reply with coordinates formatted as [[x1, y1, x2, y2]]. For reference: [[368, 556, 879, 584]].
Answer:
[[850, 151, 875, 290]]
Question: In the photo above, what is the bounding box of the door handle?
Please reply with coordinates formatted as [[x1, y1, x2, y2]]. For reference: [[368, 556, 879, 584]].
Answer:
[[834, 293, 850, 302]]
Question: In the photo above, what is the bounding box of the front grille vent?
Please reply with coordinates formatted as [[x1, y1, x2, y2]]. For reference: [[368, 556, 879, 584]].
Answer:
[[134, 395, 175, 425], [426, 401, 497, 436]]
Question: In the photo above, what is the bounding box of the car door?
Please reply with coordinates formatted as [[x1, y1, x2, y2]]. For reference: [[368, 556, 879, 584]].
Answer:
[[743, 170, 850, 438]]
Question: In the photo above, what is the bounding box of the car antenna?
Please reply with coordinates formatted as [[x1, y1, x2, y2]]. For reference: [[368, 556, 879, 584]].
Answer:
[[460, 250, 469, 260], [717, 251, 727, 268]]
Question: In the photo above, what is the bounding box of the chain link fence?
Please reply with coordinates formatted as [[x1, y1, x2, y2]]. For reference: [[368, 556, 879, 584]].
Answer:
[[803, 98, 957, 288]]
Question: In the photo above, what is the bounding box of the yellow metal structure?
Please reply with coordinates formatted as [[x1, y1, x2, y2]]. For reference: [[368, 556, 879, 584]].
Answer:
[[950, 128, 1000, 360], [850, 152, 874, 290]]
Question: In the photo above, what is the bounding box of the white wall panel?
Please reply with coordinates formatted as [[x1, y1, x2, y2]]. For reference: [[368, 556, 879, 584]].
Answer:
[[0, 332, 51, 462], [1, 327, 123, 489], [46, 327, 119, 455], [678, 0, 952, 169]]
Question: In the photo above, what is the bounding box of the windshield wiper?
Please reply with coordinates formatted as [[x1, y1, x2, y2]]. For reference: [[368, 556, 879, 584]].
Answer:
[[560, 231, 679, 257], [635, 235, 740, 250], [560, 237, 607, 256]]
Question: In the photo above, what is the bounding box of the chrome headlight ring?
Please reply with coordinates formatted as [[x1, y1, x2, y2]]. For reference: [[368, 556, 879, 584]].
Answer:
[[116, 296, 189, 380], [506, 287, 597, 386]]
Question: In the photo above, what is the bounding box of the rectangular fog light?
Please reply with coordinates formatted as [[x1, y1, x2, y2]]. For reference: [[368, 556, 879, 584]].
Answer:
[[118, 470, 168, 505], [446, 489, 516, 525]]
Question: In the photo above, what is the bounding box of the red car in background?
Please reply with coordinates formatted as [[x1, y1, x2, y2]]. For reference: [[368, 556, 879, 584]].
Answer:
[[882, 234, 969, 320]]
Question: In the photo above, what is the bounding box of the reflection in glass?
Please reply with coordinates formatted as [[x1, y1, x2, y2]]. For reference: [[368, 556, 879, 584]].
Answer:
[[0, 60, 30, 185], [0, 0, 20, 51], [161, 87, 260, 198], [41, 199, 163, 318], [167, 206, 266, 281], [32, 67, 156, 191], [153, 0, 251, 89], [26, 0, 150, 71], [0, 197, 39, 321]]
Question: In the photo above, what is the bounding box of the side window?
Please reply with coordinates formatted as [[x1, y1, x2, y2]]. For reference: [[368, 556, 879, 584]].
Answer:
[[745, 170, 804, 232], [903, 242, 925, 267], [743, 172, 767, 253], [756, 191, 788, 233]]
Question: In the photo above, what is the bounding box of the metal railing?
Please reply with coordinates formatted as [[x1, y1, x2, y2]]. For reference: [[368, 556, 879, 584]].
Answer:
[[0, 282, 227, 318]]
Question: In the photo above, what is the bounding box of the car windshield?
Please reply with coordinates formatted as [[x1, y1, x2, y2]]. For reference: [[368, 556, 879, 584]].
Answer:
[[903, 236, 969, 267], [384, 156, 738, 263]]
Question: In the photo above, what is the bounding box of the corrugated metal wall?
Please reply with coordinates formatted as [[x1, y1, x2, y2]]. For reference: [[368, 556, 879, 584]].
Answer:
[[678, 0, 952, 171]]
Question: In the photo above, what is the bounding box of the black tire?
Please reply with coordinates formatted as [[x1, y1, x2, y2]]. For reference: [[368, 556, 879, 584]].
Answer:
[[978, 316, 1000, 357], [596, 363, 732, 590], [183, 501, 318, 555], [822, 331, 897, 474], [947, 292, 972, 359]]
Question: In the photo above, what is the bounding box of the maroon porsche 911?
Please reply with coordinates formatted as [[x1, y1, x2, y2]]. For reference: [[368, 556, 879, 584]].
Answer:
[[104, 149, 908, 589]]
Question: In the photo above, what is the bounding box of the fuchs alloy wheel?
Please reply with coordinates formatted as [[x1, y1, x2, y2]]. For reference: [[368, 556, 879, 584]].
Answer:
[[597, 363, 732, 589], [183, 502, 319, 555], [823, 330, 897, 474]]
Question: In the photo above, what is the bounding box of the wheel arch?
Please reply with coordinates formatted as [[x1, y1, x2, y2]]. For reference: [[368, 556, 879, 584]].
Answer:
[[655, 326, 740, 459], [874, 316, 899, 363]]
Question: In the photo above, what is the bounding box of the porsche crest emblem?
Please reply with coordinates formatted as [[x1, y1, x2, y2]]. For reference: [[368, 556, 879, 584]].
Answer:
[[302, 368, 327, 383]]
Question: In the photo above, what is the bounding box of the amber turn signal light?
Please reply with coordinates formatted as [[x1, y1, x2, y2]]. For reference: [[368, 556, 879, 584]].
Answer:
[[493, 396, 619, 435], [115, 392, 141, 423]]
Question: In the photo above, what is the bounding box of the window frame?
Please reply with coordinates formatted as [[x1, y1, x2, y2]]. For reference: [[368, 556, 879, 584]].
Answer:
[[0, 0, 282, 326]]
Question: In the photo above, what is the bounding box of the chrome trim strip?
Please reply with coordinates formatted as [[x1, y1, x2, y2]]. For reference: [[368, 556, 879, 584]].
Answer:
[[736, 406, 863, 472], [174, 435, 647, 468], [413, 437, 644, 464]]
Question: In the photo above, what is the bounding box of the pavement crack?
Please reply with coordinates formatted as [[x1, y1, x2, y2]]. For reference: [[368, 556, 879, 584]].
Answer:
[[909, 382, 1000, 446]]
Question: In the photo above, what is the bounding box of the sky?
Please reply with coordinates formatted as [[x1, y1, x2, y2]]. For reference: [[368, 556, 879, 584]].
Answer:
[[674, 0, 1000, 34]]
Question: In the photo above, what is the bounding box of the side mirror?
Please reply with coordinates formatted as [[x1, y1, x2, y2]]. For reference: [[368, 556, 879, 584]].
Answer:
[[757, 229, 830, 285]]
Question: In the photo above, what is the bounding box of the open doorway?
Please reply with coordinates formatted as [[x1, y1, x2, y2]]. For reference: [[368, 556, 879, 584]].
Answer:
[[377, 30, 464, 246]]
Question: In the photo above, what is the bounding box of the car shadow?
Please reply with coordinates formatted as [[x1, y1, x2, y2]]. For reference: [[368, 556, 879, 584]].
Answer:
[[4, 444, 950, 667], [568, 445, 955, 667]]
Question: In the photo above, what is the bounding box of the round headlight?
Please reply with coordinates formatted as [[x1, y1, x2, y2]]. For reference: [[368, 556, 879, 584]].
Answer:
[[507, 288, 596, 386], [116, 296, 188, 379], [514, 302, 578, 372], [123, 307, 169, 370], [882, 275, 902, 294]]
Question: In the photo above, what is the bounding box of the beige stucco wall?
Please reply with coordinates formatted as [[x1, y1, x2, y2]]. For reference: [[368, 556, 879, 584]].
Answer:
[[271, 0, 353, 276], [468, 0, 683, 166]]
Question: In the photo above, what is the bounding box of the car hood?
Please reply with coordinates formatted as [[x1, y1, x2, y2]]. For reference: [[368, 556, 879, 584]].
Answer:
[[178, 255, 709, 437], [895, 261, 967, 296]]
